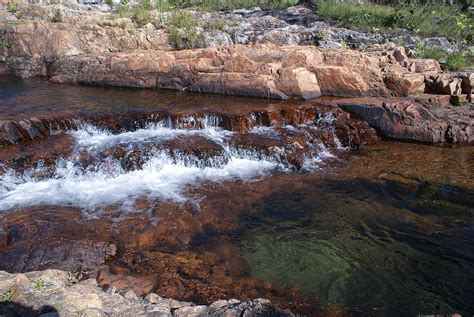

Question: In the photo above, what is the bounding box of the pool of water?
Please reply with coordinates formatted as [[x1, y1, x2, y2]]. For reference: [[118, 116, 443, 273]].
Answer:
[[1, 76, 473, 316]]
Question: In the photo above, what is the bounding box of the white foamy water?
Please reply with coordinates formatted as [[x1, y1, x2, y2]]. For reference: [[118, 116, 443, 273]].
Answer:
[[0, 121, 341, 213]]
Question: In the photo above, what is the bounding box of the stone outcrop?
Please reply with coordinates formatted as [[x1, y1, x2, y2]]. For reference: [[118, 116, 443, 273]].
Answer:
[[0, 269, 292, 316], [46, 44, 392, 99], [3, 20, 169, 77], [322, 97, 473, 144]]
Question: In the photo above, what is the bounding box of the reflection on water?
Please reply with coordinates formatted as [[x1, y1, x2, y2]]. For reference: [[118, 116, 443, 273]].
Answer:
[[241, 147, 474, 316]]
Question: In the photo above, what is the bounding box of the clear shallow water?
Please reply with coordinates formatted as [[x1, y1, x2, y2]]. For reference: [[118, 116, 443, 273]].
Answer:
[[240, 147, 474, 316]]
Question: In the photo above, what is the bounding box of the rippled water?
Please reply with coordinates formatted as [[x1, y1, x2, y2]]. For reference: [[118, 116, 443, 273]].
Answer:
[[241, 178, 474, 316]]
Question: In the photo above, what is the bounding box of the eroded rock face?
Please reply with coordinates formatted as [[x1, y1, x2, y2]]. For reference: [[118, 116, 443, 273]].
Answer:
[[0, 269, 293, 316], [3, 20, 169, 77]]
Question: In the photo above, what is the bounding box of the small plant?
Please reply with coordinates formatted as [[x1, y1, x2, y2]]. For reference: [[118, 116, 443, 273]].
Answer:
[[202, 18, 225, 31], [167, 11, 204, 49], [1, 39, 12, 49], [131, 7, 154, 28], [67, 270, 88, 285], [414, 44, 446, 60], [33, 278, 53, 291], [0, 288, 13, 301], [50, 9, 63, 23], [446, 52, 471, 71], [139, 0, 152, 9], [6, 2, 18, 14], [155, 0, 171, 23]]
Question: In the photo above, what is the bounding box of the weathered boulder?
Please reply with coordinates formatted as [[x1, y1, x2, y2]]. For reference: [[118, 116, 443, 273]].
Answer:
[[0, 117, 76, 149], [414, 94, 452, 108], [385, 72, 425, 96], [313, 66, 370, 97]]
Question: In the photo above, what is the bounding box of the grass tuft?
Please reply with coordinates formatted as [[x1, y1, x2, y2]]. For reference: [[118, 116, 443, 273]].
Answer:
[[203, 18, 225, 31], [6, 2, 18, 13], [168, 11, 204, 49], [33, 278, 53, 291], [446, 52, 471, 71], [50, 8, 63, 23], [0, 289, 13, 301]]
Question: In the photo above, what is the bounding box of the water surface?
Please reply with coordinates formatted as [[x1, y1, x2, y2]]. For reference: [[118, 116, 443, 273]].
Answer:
[[0, 76, 473, 316]]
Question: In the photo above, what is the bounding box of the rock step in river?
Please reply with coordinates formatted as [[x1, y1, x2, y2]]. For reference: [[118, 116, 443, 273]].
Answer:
[[0, 104, 376, 213]]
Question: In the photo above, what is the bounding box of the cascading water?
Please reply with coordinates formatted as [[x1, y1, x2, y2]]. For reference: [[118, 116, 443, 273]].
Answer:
[[0, 113, 347, 213]]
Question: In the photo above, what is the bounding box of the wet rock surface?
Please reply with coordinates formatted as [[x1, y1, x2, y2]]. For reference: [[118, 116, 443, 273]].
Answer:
[[0, 269, 292, 316]]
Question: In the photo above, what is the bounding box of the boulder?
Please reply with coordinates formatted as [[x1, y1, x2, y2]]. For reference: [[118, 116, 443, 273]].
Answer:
[[414, 94, 451, 108], [404, 58, 441, 73], [313, 65, 370, 97], [277, 67, 321, 99], [385, 72, 425, 96], [425, 74, 462, 96]]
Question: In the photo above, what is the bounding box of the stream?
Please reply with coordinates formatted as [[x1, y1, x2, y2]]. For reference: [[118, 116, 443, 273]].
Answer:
[[0, 76, 473, 316]]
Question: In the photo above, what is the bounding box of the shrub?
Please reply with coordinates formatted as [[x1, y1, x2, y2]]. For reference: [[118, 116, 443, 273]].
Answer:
[[50, 9, 63, 23], [315, 0, 467, 38], [6, 2, 18, 13], [167, 11, 204, 49], [446, 52, 471, 71], [414, 45, 447, 60], [203, 18, 225, 31], [132, 6, 154, 27]]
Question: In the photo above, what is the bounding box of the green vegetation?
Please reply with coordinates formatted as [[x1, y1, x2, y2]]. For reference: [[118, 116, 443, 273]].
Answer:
[[6, 2, 18, 14], [203, 18, 225, 31], [139, 0, 153, 10], [50, 9, 63, 23], [316, 0, 472, 38], [192, 0, 298, 11], [67, 270, 88, 285], [33, 278, 53, 291], [131, 6, 154, 27], [446, 52, 471, 71], [414, 44, 472, 71], [168, 11, 204, 49], [0, 288, 13, 301], [414, 45, 447, 60]]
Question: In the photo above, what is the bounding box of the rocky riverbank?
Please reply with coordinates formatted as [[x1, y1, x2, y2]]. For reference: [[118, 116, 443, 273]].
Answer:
[[1, 2, 473, 144], [0, 1, 473, 314], [0, 269, 291, 316]]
